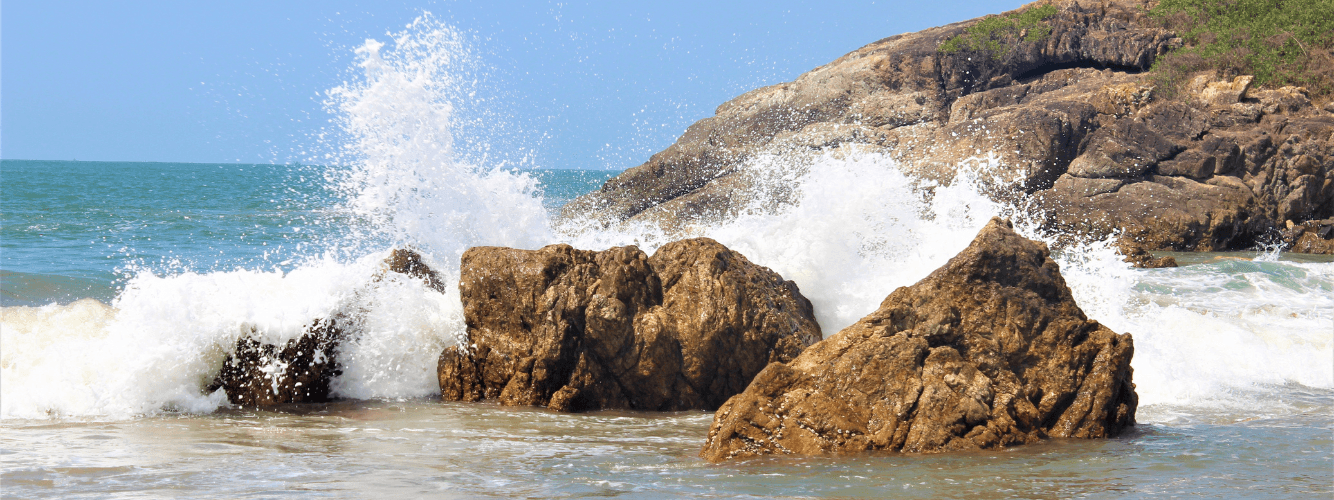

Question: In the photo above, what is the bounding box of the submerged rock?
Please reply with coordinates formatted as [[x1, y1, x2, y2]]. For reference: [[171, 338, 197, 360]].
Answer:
[[700, 218, 1137, 462], [439, 238, 821, 412], [208, 249, 443, 407]]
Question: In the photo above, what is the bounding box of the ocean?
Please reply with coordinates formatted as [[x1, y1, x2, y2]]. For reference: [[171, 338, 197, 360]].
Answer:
[[2, 16, 1331, 499]]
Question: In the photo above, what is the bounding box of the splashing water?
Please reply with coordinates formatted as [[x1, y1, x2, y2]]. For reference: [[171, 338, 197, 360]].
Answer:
[[2, 14, 1330, 422]]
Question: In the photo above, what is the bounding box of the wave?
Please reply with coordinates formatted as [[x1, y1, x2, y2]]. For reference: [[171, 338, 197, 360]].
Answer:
[[2, 14, 1329, 421]]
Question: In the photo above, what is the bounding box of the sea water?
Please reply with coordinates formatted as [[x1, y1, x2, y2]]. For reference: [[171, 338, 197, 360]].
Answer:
[[2, 15, 1331, 498]]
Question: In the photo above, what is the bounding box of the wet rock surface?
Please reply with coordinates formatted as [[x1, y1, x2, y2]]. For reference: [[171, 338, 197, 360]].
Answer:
[[439, 238, 821, 412], [208, 249, 444, 407], [1281, 218, 1334, 254], [207, 319, 346, 406], [699, 218, 1137, 462], [1116, 240, 1178, 268], [564, 0, 1333, 252]]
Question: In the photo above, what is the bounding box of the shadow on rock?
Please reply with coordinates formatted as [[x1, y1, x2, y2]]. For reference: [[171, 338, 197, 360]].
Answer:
[[700, 217, 1137, 462], [439, 238, 821, 412], [206, 249, 444, 407]]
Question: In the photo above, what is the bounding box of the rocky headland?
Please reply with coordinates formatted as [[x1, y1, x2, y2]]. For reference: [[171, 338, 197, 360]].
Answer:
[[439, 238, 821, 412], [562, 0, 1333, 254], [700, 217, 1138, 462]]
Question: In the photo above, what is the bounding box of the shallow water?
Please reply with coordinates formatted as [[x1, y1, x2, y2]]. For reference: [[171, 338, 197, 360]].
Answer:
[[3, 395, 1330, 499]]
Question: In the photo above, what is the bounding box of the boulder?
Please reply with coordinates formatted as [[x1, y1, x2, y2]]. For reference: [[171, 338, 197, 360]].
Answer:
[[560, 0, 1333, 252], [208, 318, 345, 406], [699, 218, 1137, 462], [439, 238, 821, 412], [208, 249, 444, 407], [1281, 218, 1334, 254], [1116, 240, 1178, 268]]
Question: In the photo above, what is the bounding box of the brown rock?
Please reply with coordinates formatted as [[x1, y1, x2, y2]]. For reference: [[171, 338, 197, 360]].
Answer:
[[1189, 74, 1254, 107], [208, 318, 345, 406], [1282, 218, 1334, 254], [561, 0, 1178, 223], [559, 0, 1333, 252], [699, 218, 1136, 462], [440, 238, 821, 412], [208, 249, 444, 407], [1116, 239, 1178, 268], [1066, 120, 1183, 179], [386, 248, 448, 293]]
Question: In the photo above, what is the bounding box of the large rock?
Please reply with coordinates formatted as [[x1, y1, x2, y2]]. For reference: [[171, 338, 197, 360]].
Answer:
[[699, 218, 1136, 462], [439, 238, 822, 412], [208, 318, 346, 406], [562, 0, 1333, 252], [208, 249, 443, 407]]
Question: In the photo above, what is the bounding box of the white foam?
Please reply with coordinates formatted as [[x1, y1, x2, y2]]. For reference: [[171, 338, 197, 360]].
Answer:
[[559, 147, 1333, 409], [0, 254, 460, 419], [3, 14, 1330, 421]]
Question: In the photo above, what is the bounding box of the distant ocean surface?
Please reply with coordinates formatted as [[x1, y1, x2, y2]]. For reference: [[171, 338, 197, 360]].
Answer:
[[1, 160, 616, 307], [3, 15, 1331, 499]]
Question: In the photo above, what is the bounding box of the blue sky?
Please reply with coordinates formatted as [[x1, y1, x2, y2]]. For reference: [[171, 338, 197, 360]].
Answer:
[[2, 1, 1022, 168]]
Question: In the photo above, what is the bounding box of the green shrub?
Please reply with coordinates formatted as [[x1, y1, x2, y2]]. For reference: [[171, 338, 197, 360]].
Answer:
[[1149, 0, 1334, 99], [939, 4, 1059, 61]]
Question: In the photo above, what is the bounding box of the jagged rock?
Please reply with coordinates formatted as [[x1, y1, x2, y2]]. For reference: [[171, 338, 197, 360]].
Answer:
[[1190, 74, 1254, 107], [208, 249, 443, 407], [561, 0, 1333, 252], [439, 238, 821, 412], [1116, 240, 1178, 268], [207, 318, 345, 406], [1281, 218, 1334, 254], [699, 218, 1137, 462], [386, 248, 447, 293]]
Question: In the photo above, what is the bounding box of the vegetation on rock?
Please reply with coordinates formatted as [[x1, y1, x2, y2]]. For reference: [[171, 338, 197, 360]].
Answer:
[[938, 4, 1059, 60], [1148, 0, 1334, 99]]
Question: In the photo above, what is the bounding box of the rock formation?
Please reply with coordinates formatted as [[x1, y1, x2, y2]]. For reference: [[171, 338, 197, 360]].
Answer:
[[562, 0, 1332, 252], [208, 318, 346, 406], [1116, 240, 1178, 268], [1280, 218, 1334, 254], [208, 249, 444, 407], [699, 218, 1136, 462], [439, 238, 821, 412]]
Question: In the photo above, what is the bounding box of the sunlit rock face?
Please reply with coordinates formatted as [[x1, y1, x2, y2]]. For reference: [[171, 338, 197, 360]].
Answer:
[[439, 238, 821, 412], [563, 0, 1333, 253], [700, 218, 1137, 462]]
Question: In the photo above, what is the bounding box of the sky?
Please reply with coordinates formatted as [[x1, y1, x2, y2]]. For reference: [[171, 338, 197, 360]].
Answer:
[[2, 0, 1024, 169]]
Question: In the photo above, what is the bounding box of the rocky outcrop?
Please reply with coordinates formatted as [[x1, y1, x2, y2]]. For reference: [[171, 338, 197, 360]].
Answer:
[[208, 318, 346, 406], [699, 218, 1136, 462], [1281, 218, 1334, 254], [1035, 81, 1333, 251], [562, 0, 1333, 252], [208, 249, 444, 407], [1116, 240, 1178, 268], [439, 238, 821, 412]]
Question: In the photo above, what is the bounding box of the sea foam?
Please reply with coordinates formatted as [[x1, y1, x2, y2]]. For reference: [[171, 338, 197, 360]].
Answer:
[[2, 14, 1329, 421]]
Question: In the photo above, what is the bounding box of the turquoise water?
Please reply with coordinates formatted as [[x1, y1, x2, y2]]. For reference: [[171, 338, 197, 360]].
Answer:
[[0, 160, 615, 306], [2, 157, 1330, 498]]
